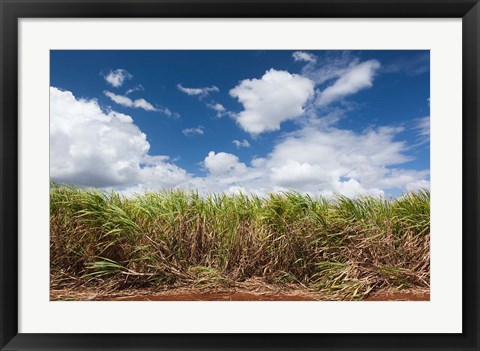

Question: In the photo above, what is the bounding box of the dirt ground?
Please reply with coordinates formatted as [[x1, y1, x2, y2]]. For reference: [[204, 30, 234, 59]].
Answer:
[[50, 282, 429, 301], [114, 290, 429, 301], [364, 290, 429, 301]]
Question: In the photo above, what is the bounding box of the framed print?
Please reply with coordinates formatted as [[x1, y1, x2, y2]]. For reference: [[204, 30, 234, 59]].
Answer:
[[1, 0, 479, 350]]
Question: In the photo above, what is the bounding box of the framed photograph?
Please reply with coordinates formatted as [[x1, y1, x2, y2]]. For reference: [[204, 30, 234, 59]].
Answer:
[[1, 0, 478, 350]]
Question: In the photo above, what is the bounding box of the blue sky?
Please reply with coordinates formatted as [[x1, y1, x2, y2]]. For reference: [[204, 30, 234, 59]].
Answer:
[[50, 50, 429, 197]]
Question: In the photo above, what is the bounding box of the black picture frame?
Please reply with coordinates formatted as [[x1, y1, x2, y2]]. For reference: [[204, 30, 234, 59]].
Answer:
[[1, 0, 478, 350]]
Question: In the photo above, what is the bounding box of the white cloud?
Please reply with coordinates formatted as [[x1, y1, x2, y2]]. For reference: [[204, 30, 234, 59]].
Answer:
[[230, 69, 314, 135], [415, 116, 430, 144], [210, 103, 225, 113], [190, 125, 427, 198], [270, 160, 331, 188], [103, 69, 132, 88], [177, 84, 219, 97], [383, 53, 430, 76], [50, 87, 189, 188], [210, 103, 225, 118], [316, 60, 381, 106], [192, 123, 428, 198], [262, 125, 427, 197], [406, 179, 430, 192], [232, 139, 251, 149], [104, 91, 157, 111], [204, 151, 248, 176], [51, 87, 429, 199], [105, 79, 178, 116], [162, 107, 173, 116], [293, 51, 317, 63], [299, 51, 356, 86], [133, 98, 157, 111], [125, 84, 144, 95], [160, 107, 180, 119], [207, 102, 235, 118], [182, 126, 204, 136]]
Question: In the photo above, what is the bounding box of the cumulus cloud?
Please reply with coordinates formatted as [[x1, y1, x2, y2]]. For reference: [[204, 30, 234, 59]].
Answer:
[[204, 151, 248, 176], [182, 126, 205, 136], [51, 87, 429, 198], [260, 125, 422, 197], [192, 124, 429, 198], [406, 179, 431, 192], [316, 60, 381, 106], [270, 160, 331, 188], [293, 51, 317, 63], [230, 69, 314, 135], [177, 84, 219, 98], [104, 91, 157, 111], [103, 69, 132, 88], [199, 125, 427, 198], [50, 87, 189, 188], [232, 139, 250, 149]]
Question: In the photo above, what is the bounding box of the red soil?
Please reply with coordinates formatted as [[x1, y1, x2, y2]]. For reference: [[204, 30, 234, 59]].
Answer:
[[365, 290, 429, 301], [116, 290, 429, 301], [119, 292, 314, 301], [51, 287, 429, 301]]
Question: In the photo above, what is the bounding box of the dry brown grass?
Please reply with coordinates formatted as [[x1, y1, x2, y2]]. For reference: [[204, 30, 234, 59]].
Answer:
[[50, 186, 430, 300]]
